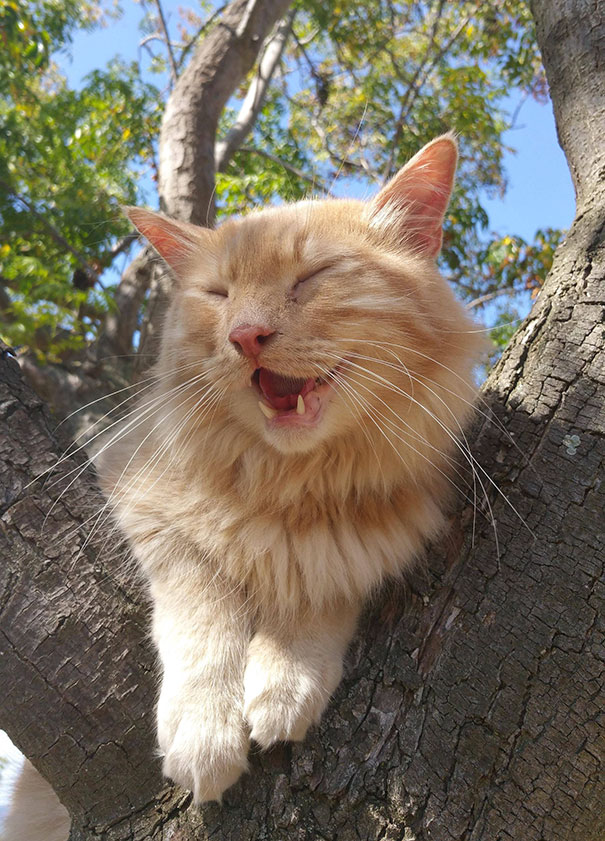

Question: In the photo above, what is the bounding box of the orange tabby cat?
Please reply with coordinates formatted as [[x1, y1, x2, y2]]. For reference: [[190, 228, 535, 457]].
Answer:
[[90, 134, 484, 804]]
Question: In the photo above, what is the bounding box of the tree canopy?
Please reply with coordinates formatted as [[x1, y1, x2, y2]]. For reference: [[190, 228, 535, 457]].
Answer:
[[0, 0, 561, 366]]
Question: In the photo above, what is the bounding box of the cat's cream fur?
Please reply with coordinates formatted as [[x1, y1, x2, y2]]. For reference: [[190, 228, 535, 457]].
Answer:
[[96, 135, 483, 802], [2, 760, 70, 841], [4, 136, 484, 833]]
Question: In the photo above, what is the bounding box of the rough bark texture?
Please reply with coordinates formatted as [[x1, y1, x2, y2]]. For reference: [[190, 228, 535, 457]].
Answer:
[[159, 0, 292, 226], [1, 0, 604, 839], [533, 0, 605, 208]]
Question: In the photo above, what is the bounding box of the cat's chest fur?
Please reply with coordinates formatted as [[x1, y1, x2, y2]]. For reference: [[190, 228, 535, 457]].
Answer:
[[114, 429, 445, 614]]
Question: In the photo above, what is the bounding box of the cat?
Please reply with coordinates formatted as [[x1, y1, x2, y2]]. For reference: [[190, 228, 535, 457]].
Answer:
[[3, 134, 484, 837], [2, 758, 70, 841], [92, 133, 484, 804]]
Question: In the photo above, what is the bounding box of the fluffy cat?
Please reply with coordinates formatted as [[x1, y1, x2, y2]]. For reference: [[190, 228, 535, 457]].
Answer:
[[2, 135, 483, 838], [91, 134, 484, 803]]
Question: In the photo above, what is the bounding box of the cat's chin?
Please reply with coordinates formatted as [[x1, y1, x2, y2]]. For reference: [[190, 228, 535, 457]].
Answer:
[[248, 365, 339, 453], [257, 388, 334, 454]]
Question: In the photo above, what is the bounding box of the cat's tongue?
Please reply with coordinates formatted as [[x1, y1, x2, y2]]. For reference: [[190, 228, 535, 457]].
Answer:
[[258, 368, 315, 411]]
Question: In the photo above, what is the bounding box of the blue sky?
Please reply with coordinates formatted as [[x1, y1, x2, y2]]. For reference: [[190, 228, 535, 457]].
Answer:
[[61, 1, 576, 244]]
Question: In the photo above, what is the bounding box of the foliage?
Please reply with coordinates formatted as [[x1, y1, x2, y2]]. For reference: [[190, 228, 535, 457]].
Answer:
[[0, 0, 162, 357], [0, 0, 561, 361]]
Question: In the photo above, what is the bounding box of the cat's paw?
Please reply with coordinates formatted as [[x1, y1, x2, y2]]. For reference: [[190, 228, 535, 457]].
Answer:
[[243, 644, 343, 749], [158, 692, 249, 803]]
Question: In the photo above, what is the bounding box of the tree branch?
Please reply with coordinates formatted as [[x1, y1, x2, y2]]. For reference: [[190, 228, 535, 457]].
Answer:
[[150, 0, 179, 86], [215, 8, 296, 172], [159, 0, 293, 225], [464, 286, 518, 310], [97, 245, 155, 360]]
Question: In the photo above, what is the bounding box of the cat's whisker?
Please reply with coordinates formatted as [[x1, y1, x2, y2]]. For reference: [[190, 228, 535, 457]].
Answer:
[[329, 362, 477, 504], [38, 365, 218, 500], [334, 353, 532, 544], [331, 347, 480, 536], [316, 364, 388, 489], [55, 359, 202, 433], [340, 345, 512, 525], [71, 378, 227, 559], [331, 331, 534, 498], [324, 360, 456, 496], [40, 369, 218, 533], [337, 333, 526, 457], [55, 373, 222, 551], [27, 361, 208, 498]]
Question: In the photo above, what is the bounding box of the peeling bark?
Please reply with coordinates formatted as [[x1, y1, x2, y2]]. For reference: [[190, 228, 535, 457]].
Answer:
[[1, 0, 604, 839]]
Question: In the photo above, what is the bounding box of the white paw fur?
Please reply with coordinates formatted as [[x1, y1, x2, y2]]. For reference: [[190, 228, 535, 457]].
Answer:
[[157, 686, 249, 803], [243, 637, 344, 749]]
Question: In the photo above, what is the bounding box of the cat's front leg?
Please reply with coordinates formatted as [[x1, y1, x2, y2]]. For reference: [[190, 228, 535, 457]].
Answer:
[[243, 600, 359, 748], [149, 561, 252, 803]]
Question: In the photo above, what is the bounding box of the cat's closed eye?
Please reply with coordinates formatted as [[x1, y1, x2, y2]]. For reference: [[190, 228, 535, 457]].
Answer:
[[291, 263, 334, 297], [206, 288, 229, 299]]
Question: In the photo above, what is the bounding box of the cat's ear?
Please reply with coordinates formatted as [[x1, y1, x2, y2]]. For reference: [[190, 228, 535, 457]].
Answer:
[[123, 207, 211, 279], [367, 134, 458, 258]]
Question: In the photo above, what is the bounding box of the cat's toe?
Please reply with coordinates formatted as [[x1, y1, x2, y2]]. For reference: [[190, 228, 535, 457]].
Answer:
[[161, 713, 249, 803], [244, 659, 340, 749], [245, 694, 314, 748]]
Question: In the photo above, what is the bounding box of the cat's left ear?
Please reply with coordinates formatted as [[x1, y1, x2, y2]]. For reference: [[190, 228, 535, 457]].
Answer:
[[367, 134, 458, 258], [123, 206, 212, 280]]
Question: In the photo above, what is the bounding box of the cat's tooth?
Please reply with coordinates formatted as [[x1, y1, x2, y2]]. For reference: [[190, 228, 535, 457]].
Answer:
[[259, 401, 277, 419], [296, 394, 305, 415]]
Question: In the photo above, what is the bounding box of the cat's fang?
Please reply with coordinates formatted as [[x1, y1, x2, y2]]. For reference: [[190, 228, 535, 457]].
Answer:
[[259, 401, 277, 419], [296, 395, 305, 415]]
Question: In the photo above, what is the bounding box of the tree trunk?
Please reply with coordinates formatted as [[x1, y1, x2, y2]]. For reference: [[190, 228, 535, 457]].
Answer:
[[1, 0, 604, 839]]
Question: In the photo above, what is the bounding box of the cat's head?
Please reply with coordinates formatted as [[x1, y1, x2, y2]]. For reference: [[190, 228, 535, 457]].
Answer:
[[125, 135, 482, 459]]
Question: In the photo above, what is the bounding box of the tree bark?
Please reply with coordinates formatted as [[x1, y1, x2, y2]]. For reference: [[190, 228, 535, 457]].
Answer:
[[159, 0, 293, 226], [1, 1, 604, 839], [97, 247, 154, 362]]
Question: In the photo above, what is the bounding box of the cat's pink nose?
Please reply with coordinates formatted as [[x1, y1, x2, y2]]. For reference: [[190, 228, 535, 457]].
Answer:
[[229, 324, 275, 358]]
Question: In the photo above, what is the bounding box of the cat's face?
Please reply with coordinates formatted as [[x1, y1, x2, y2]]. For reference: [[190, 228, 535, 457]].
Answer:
[[127, 136, 481, 457]]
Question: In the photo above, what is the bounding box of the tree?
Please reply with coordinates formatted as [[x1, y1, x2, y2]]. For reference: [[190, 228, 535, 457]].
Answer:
[[1, 0, 603, 839]]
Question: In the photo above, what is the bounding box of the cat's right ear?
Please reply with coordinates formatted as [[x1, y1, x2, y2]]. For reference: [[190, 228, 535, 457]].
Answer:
[[123, 207, 211, 280]]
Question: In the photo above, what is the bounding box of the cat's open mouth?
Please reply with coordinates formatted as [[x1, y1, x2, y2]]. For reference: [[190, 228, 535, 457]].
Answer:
[[252, 367, 335, 427]]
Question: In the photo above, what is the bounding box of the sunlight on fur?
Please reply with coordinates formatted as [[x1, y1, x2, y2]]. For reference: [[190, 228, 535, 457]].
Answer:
[[5, 136, 488, 834]]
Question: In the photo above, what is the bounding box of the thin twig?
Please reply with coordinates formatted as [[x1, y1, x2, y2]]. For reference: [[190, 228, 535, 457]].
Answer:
[[238, 145, 325, 189], [150, 0, 178, 85], [465, 287, 518, 310], [177, 3, 230, 71]]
